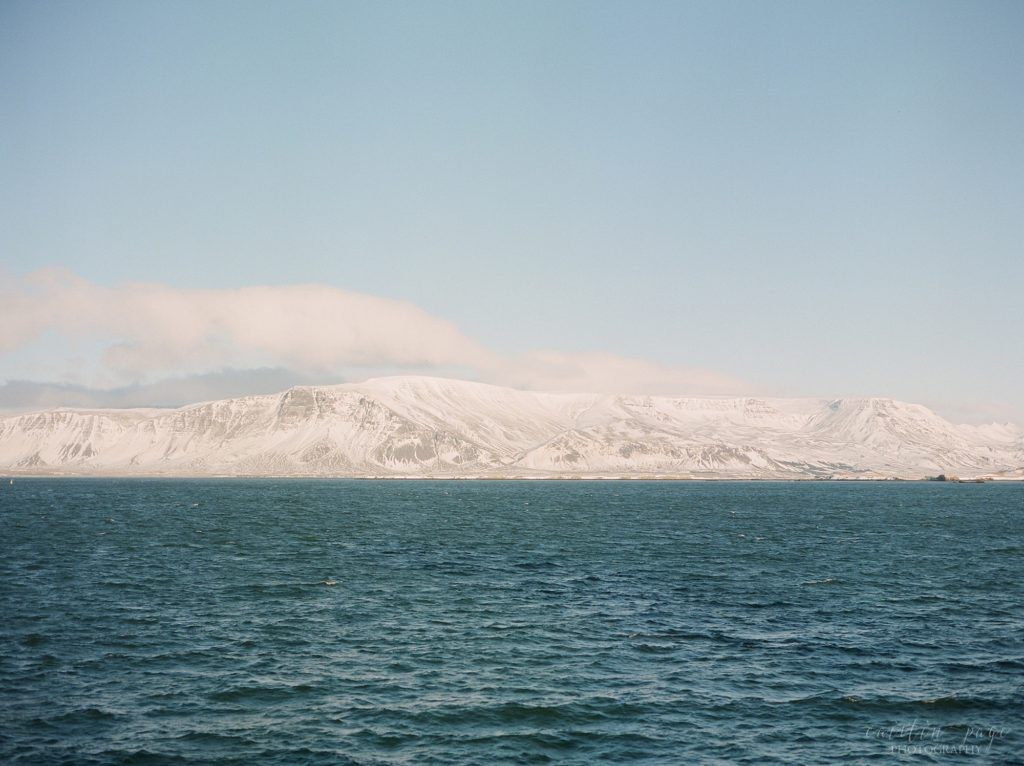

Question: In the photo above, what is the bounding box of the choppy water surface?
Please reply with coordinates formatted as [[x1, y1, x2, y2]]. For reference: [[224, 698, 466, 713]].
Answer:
[[1, 480, 1021, 764]]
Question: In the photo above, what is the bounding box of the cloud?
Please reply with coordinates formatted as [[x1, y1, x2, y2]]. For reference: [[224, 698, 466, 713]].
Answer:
[[497, 351, 750, 397], [0, 268, 752, 402], [1, 268, 496, 377]]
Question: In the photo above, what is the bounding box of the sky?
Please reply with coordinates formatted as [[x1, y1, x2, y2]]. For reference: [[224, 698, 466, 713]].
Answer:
[[1, 0, 1022, 424]]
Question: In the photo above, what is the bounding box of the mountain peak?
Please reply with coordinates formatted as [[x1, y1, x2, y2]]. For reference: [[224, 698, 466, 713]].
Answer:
[[0, 377, 1020, 479]]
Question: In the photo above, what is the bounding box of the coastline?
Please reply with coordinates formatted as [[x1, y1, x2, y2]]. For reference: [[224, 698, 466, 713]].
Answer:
[[3, 472, 1021, 482]]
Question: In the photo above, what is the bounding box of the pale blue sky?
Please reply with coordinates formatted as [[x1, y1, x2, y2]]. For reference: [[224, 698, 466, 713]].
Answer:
[[1, 1, 1022, 422]]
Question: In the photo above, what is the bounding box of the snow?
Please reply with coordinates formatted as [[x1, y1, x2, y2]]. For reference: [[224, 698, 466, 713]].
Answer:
[[0, 375, 1020, 479]]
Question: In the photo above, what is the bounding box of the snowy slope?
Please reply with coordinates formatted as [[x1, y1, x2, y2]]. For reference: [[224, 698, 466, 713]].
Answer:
[[0, 376, 1021, 478]]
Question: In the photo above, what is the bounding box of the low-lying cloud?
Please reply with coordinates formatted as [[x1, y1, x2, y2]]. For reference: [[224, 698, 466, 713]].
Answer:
[[1, 268, 751, 408], [2, 268, 495, 376], [499, 351, 751, 397]]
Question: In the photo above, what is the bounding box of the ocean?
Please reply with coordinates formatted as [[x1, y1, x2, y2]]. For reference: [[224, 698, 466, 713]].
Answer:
[[1, 479, 1021, 764]]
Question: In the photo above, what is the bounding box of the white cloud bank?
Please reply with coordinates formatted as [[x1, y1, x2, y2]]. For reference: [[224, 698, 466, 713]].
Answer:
[[0, 268, 751, 407], [1, 269, 494, 375], [496, 351, 751, 397]]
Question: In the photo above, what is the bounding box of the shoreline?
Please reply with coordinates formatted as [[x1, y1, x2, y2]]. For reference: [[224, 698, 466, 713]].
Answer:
[[2, 473, 1020, 482]]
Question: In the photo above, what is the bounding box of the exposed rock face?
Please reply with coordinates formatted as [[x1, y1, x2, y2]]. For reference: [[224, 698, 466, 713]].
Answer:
[[0, 376, 1021, 479]]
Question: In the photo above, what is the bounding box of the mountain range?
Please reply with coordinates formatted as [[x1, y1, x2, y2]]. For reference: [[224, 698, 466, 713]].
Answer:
[[1, 376, 1021, 479]]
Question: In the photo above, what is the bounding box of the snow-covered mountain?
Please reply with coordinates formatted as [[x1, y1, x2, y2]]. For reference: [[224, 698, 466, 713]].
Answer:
[[1, 376, 1021, 479]]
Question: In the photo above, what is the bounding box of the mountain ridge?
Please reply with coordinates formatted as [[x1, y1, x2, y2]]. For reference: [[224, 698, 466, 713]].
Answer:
[[1, 376, 1021, 479]]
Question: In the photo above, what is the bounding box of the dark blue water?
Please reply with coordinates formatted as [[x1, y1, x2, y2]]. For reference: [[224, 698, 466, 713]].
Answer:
[[1, 480, 1021, 764]]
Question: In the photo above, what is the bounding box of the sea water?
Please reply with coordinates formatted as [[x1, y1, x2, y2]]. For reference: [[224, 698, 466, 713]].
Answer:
[[1, 479, 1021, 764]]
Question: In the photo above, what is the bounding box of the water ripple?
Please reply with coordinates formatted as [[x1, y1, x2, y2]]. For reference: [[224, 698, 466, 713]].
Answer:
[[1, 479, 1021, 763]]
